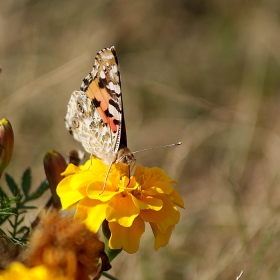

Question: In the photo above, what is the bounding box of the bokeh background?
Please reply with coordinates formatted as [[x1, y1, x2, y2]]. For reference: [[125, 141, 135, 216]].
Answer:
[[1, 0, 280, 279]]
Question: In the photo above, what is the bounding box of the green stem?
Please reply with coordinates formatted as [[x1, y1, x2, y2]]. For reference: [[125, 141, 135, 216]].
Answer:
[[11, 202, 19, 238], [102, 272, 119, 280]]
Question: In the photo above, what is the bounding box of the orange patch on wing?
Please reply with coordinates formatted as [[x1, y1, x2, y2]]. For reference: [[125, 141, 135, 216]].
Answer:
[[109, 118, 117, 133], [86, 79, 119, 133], [86, 80, 110, 124]]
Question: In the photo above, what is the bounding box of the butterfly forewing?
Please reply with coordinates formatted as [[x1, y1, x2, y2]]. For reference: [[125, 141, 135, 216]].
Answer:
[[65, 46, 134, 166]]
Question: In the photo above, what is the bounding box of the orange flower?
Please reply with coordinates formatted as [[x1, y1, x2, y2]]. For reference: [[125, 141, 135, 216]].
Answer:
[[23, 210, 111, 279], [57, 158, 184, 254]]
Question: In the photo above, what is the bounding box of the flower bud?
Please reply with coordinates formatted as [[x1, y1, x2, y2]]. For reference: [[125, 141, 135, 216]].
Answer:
[[43, 150, 67, 208], [0, 119, 14, 178]]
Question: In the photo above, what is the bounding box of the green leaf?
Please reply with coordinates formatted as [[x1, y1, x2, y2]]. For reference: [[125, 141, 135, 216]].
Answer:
[[17, 226, 30, 235], [5, 173, 19, 196], [7, 219, 14, 228], [25, 179, 49, 202], [101, 220, 122, 262], [0, 207, 16, 216], [16, 216, 25, 226], [0, 196, 20, 207], [0, 187, 8, 199], [102, 272, 120, 280], [0, 233, 25, 248], [9, 237, 28, 247], [21, 168, 31, 198], [106, 248, 122, 262], [17, 210, 27, 216], [0, 228, 7, 236]]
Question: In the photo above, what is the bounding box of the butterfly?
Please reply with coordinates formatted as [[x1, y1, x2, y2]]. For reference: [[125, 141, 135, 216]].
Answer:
[[65, 46, 135, 176]]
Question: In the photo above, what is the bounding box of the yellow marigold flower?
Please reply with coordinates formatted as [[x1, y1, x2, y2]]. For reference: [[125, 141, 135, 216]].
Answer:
[[57, 158, 185, 254], [0, 262, 68, 280]]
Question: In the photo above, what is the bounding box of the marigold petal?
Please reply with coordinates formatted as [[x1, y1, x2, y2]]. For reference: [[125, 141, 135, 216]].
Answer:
[[140, 195, 180, 233], [169, 189, 185, 208], [57, 176, 86, 209], [106, 193, 139, 227], [149, 179, 174, 194], [75, 197, 106, 233], [108, 216, 145, 254], [61, 163, 81, 176], [0, 262, 67, 280], [142, 186, 166, 196], [131, 195, 163, 211], [70, 171, 98, 190], [150, 223, 175, 251], [134, 165, 174, 194], [86, 158, 128, 180], [87, 181, 120, 202]]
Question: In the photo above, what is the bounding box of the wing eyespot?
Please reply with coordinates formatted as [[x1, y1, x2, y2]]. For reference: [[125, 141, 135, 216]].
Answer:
[[72, 117, 79, 128], [77, 101, 85, 114]]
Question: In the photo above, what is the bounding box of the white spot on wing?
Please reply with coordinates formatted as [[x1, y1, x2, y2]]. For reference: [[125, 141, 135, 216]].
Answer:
[[109, 105, 119, 120], [100, 71, 105, 79], [112, 65, 118, 73], [115, 84, 120, 94]]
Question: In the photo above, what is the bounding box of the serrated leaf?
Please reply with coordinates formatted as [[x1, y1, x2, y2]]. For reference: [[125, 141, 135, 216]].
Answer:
[[0, 196, 20, 208], [17, 210, 27, 215], [21, 168, 31, 198], [7, 219, 14, 228], [17, 226, 30, 234], [5, 173, 19, 196], [9, 237, 28, 247], [25, 179, 49, 202], [0, 228, 7, 236], [0, 208, 16, 216], [0, 211, 14, 216], [17, 216, 25, 226], [11, 196, 21, 205], [0, 187, 8, 199]]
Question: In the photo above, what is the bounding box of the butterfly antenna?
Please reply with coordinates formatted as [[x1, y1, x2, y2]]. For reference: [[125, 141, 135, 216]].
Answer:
[[99, 162, 113, 195], [132, 142, 182, 155]]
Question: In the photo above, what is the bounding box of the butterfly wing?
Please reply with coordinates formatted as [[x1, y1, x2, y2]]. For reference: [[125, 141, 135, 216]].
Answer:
[[65, 47, 124, 164]]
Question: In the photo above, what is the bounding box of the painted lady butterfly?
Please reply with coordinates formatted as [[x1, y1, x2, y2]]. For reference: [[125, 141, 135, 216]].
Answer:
[[65, 46, 135, 169]]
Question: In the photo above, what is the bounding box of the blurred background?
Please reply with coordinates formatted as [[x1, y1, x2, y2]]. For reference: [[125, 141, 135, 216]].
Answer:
[[1, 0, 280, 279]]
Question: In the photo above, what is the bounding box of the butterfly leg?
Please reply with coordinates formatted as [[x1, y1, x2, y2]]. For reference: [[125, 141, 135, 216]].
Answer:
[[99, 161, 113, 195], [126, 166, 131, 187], [86, 154, 94, 169], [125, 160, 136, 188]]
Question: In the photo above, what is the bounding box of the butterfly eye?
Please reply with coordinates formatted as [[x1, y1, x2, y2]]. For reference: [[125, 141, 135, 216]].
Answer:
[[77, 102, 85, 114], [72, 117, 79, 128]]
